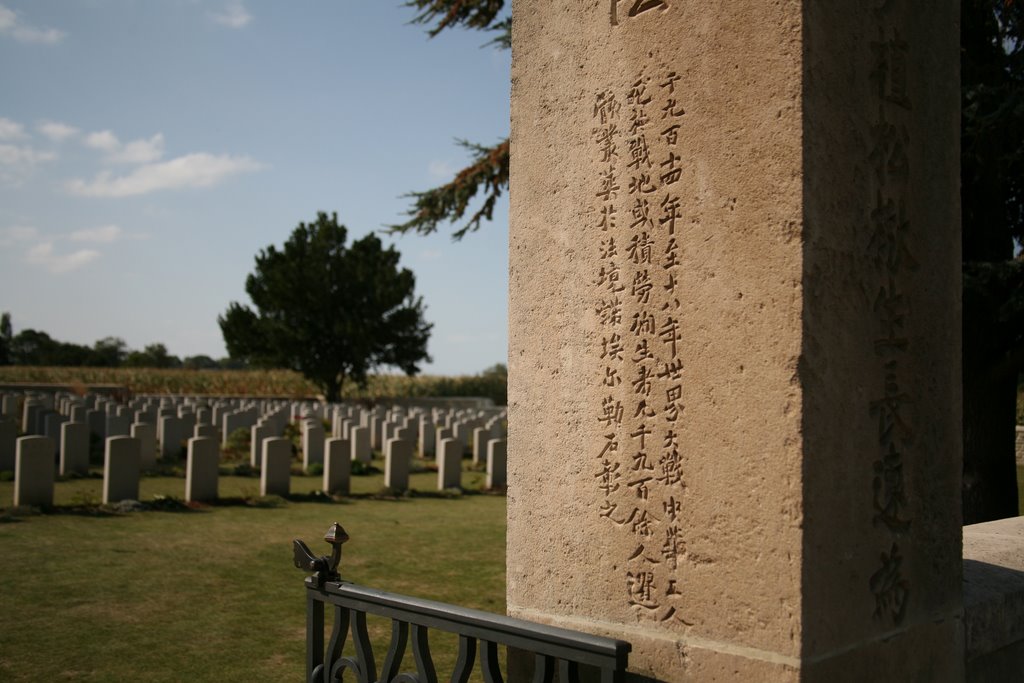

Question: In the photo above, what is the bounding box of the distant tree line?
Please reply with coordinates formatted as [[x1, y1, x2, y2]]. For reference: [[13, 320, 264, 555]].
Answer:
[[0, 312, 244, 370]]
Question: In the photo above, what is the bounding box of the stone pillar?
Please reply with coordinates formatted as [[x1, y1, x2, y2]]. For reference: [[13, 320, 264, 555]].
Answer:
[[323, 438, 351, 496], [185, 436, 219, 503], [14, 436, 54, 507], [103, 436, 140, 504], [508, 2, 961, 681], [261, 437, 292, 497]]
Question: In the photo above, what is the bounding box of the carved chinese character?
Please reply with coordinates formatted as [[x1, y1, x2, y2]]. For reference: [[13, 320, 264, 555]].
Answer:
[[663, 495, 682, 521], [660, 152, 682, 186], [869, 110, 909, 187], [658, 359, 684, 381], [627, 475, 653, 499], [661, 99, 685, 119], [593, 89, 622, 124], [593, 124, 620, 163], [596, 167, 621, 201], [659, 316, 682, 358], [598, 396, 624, 426], [633, 399, 657, 419], [868, 192, 916, 275], [871, 28, 910, 109], [612, 0, 670, 27], [599, 237, 618, 259], [595, 458, 622, 495], [598, 204, 618, 232], [627, 133, 653, 170], [870, 360, 913, 445], [631, 508, 656, 537], [664, 384, 684, 422], [632, 364, 655, 397], [630, 197, 654, 230], [873, 442, 911, 532], [601, 333, 625, 361], [633, 339, 654, 363], [660, 195, 683, 235], [869, 543, 909, 624], [603, 366, 622, 387], [657, 448, 683, 486], [626, 570, 659, 610], [660, 71, 681, 94], [629, 174, 658, 195], [631, 270, 654, 304], [598, 432, 619, 458], [595, 262, 626, 293], [630, 422, 653, 450], [661, 124, 680, 146], [627, 232, 655, 264], [596, 297, 623, 326], [631, 311, 657, 337], [661, 525, 684, 569], [632, 450, 655, 472], [663, 237, 681, 269]]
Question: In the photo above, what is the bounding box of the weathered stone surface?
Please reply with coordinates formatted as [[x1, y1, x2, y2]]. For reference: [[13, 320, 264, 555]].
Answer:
[[60, 421, 89, 476], [103, 436, 140, 504], [508, 2, 961, 680], [14, 436, 54, 507], [437, 438, 461, 491], [323, 438, 351, 496], [260, 436, 291, 497], [185, 437, 219, 502]]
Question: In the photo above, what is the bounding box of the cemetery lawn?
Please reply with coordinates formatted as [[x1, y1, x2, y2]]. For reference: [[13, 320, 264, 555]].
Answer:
[[0, 465, 506, 681]]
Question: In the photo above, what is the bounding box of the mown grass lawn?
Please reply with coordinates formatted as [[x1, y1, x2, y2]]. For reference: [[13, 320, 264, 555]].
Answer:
[[0, 460, 505, 682]]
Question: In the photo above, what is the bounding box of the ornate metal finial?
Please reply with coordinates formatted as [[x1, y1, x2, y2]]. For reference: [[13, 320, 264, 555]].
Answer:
[[293, 522, 349, 586]]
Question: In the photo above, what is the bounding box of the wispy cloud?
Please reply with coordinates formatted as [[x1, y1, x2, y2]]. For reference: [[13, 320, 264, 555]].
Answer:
[[428, 160, 456, 180], [84, 130, 166, 164], [70, 224, 122, 243], [67, 152, 265, 197], [0, 143, 56, 184], [210, 1, 252, 29], [0, 225, 38, 247], [0, 4, 66, 45], [0, 117, 27, 140], [36, 120, 79, 142], [26, 241, 99, 274]]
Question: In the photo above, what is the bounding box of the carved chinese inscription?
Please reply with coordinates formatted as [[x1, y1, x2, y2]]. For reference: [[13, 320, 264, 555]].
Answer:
[[610, 0, 669, 27], [866, 6, 914, 626], [590, 65, 690, 623]]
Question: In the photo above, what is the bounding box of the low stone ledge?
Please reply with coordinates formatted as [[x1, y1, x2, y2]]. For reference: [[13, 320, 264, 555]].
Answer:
[[963, 515, 1024, 681]]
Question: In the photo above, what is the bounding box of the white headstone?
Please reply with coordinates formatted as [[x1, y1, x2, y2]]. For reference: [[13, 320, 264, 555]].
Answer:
[[438, 438, 461, 491], [350, 426, 371, 464], [323, 438, 351, 496], [103, 435, 141, 504], [14, 435, 54, 507], [384, 438, 412, 492], [486, 439, 507, 489], [185, 436, 219, 502], [131, 422, 158, 470], [302, 421, 325, 472], [260, 436, 291, 497], [60, 421, 89, 476]]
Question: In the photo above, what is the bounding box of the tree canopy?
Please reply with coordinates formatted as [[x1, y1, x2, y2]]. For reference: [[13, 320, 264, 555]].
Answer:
[[219, 212, 432, 401]]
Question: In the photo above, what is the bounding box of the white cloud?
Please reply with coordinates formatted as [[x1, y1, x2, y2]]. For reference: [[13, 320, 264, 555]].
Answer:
[[210, 1, 252, 29], [83, 130, 165, 164], [70, 224, 122, 243], [26, 241, 99, 274], [36, 120, 79, 142], [0, 117, 26, 140], [84, 130, 120, 152], [0, 4, 65, 45], [0, 225, 38, 247], [0, 143, 56, 166], [67, 152, 265, 197]]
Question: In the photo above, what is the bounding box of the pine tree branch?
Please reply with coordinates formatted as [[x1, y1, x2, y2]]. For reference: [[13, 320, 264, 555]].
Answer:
[[387, 138, 509, 239]]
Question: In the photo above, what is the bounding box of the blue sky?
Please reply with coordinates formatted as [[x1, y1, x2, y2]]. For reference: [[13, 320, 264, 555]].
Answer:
[[0, 1, 510, 376]]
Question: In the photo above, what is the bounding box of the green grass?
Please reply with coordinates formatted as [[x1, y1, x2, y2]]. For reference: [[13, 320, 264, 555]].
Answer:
[[0, 458, 505, 682]]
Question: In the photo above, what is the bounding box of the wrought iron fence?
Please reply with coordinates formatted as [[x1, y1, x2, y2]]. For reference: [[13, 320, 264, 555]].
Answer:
[[295, 523, 631, 683]]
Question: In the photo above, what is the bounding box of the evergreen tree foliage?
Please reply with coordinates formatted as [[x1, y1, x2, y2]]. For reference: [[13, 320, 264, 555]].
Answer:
[[219, 212, 432, 402]]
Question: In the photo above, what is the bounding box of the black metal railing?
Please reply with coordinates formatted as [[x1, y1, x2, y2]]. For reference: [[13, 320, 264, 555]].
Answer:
[[295, 523, 631, 683]]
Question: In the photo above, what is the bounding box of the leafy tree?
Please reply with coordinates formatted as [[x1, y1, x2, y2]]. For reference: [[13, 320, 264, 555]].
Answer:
[[125, 343, 182, 368], [183, 355, 220, 370], [961, 0, 1024, 522], [90, 337, 127, 367], [219, 212, 432, 401]]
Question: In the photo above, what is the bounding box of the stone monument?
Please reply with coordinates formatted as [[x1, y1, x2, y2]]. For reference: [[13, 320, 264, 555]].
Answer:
[[509, 2, 961, 680]]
